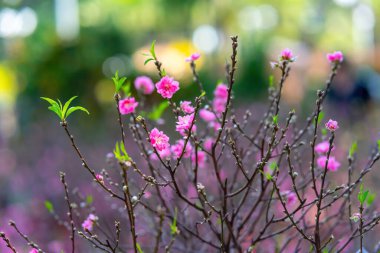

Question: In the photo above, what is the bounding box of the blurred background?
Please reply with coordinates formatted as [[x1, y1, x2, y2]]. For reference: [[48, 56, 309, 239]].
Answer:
[[1, 0, 380, 251]]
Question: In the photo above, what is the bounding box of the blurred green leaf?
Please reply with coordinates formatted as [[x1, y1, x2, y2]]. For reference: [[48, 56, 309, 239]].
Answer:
[[44, 200, 54, 213], [147, 102, 169, 121], [170, 208, 178, 235], [349, 141, 358, 158], [136, 243, 144, 253], [86, 195, 93, 205], [366, 192, 376, 206], [317, 111, 325, 125], [150, 40, 156, 59], [65, 106, 90, 119], [268, 75, 274, 88]]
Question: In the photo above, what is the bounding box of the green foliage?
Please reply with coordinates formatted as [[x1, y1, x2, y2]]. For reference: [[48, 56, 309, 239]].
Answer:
[[143, 40, 157, 65], [317, 111, 325, 125], [377, 140, 380, 152], [86, 195, 93, 205], [136, 243, 144, 253], [268, 75, 274, 88], [41, 96, 89, 121], [112, 70, 127, 93], [358, 184, 369, 205], [44, 200, 54, 213], [272, 115, 278, 125], [169, 208, 179, 235], [366, 192, 376, 206], [349, 141, 358, 158], [113, 141, 130, 163], [121, 80, 132, 96], [147, 102, 169, 121]]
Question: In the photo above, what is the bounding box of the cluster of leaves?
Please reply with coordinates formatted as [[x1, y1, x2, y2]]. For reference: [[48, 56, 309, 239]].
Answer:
[[40, 96, 89, 122], [113, 141, 131, 163]]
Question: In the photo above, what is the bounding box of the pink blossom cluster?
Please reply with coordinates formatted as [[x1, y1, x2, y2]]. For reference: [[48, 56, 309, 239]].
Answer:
[[327, 51, 344, 64], [119, 97, 138, 115], [134, 76, 155, 94], [149, 128, 170, 152], [185, 53, 201, 62], [155, 76, 180, 99], [314, 120, 341, 171], [199, 83, 229, 131], [82, 214, 98, 232]]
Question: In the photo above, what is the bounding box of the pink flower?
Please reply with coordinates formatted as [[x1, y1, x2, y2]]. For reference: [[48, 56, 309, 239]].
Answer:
[[199, 109, 216, 122], [176, 114, 195, 134], [29, 249, 38, 253], [214, 84, 228, 99], [327, 51, 344, 63], [82, 214, 98, 232], [134, 76, 154, 94], [325, 119, 339, 132], [95, 174, 104, 184], [155, 76, 180, 99], [317, 156, 341, 171], [203, 138, 214, 151], [185, 53, 201, 62], [150, 128, 170, 152], [315, 141, 330, 154], [280, 48, 294, 61], [119, 97, 138, 115], [281, 191, 297, 206], [171, 139, 192, 159], [151, 146, 171, 161], [192, 150, 207, 168], [180, 101, 195, 114], [213, 98, 226, 115]]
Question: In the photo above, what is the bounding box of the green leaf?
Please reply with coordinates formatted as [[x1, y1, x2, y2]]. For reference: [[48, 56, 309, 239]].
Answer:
[[44, 200, 54, 213], [317, 111, 325, 125], [62, 96, 78, 118], [150, 40, 156, 59], [349, 141, 358, 158], [147, 102, 169, 121], [170, 208, 178, 235], [366, 192, 376, 206], [321, 128, 327, 136], [377, 140, 380, 152], [144, 58, 154, 65], [121, 80, 131, 96], [268, 75, 274, 88], [113, 141, 130, 162], [86, 195, 93, 205], [112, 71, 127, 92], [41, 97, 63, 120], [65, 106, 89, 119], [136, 243, 144, 253], [358, 184, 369, 205], [161, 68, 166, 77], [272, 115, 278, 125], [269, 162, 278, 171], [199, 91, 206, 98]]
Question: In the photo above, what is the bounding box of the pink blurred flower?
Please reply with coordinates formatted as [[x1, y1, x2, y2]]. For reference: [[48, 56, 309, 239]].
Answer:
[[281, 191, 297, 206], [82, 214, 98, 232], [29, 249, 38, 253], [213, 98, 226, 115], [150, 128, 170, 152], [151, 146, 171, 161], [185, 53, 201, 62], [317, 156, 341, 171], [180, 101, 195, 114], [134, 76, 154, 94], [280, 48, 294, 61], [192, 150, 207, 168], [315, 141, 330, 154], [199, 109, 216, 122], [95, 174, 104, 184], [204, 138, 214, 151], [325, 119, 339, 132], [214, 84, 228, 99], [327, 51, 344, 63], [155, 76, 180, 99], [171, 139, 192, 159], [119, 97, 138, 115], [176, 114, 195, 134]]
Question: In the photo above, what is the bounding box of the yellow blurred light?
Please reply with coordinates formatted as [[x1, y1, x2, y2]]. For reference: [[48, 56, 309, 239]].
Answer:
[[94, 79, 115, 104], [0, 63, 17, 105], [133, 40, 203, 81]]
